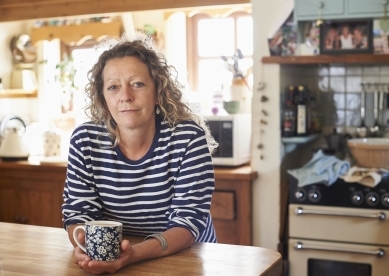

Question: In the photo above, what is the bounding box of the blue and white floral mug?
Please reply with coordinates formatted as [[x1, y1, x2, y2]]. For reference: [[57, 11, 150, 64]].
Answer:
[[73, 220, 123, 261]]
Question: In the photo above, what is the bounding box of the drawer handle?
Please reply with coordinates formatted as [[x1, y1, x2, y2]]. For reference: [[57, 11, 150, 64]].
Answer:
[[295, 207, 386, 221], [294, 242, 385, 257]]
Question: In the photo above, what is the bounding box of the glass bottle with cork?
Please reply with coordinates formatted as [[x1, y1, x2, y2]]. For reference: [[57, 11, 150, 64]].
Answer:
[[296, 85, 308, 136], [282, 85, 297, 137]]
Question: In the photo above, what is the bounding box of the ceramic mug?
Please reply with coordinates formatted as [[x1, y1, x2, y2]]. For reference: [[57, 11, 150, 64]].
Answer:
[[73, 220, 123, 261]]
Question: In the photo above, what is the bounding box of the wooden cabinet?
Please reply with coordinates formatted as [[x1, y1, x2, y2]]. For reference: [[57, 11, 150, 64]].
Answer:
[[0, 162, 66, 228], [211, 165, 257, 245], [294, 0, 389, 23], [0, 161, 257, 245]]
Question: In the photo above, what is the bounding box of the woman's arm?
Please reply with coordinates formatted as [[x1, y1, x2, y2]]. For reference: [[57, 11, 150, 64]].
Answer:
[[130, 227, 194, 260]]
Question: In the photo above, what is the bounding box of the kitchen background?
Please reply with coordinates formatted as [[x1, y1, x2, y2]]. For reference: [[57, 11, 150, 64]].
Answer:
[[2, 0, 389, 264]]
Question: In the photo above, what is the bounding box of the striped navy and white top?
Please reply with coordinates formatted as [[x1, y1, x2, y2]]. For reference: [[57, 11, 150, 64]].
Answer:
[[62, 115, 217, 242]]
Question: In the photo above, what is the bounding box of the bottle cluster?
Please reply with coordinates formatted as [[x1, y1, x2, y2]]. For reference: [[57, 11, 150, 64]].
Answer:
[[282, 85, 322, 137]]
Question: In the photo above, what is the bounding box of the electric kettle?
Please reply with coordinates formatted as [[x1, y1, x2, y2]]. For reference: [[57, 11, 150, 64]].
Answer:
[[0, 116, 30, 161]]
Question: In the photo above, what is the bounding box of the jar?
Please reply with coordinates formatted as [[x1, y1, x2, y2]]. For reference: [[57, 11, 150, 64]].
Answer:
[[43, 130, 62, 157]]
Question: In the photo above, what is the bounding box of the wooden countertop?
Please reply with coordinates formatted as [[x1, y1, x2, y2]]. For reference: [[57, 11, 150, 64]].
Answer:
[[0, 222, 282, 276], [214, 164, 258, 181], [0, 158, 257, 180]]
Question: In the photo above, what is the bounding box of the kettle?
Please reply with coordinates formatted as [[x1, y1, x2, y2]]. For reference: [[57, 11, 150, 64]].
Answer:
[[0, 116, 30, 161], [324, 128, 352, 159]]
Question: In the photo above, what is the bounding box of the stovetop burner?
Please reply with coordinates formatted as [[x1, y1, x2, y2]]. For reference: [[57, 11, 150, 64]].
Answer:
[[288, 177, 389, 210]]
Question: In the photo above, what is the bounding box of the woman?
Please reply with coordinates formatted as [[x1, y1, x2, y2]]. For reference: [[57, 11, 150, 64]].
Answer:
[[324, 27, 339, 50], [339, 24, 353, 49], [62, 33, 218, 274]]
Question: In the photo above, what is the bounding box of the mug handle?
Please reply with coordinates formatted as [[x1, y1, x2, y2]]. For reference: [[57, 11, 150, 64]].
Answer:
[[73, 225, 87, 252]]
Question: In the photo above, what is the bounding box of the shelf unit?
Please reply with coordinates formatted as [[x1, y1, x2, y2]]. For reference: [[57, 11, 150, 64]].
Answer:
[[261, 54, 389, 65], [30, 21, 123, 45], [0, 89, 37, 98], [282, 134, 320, 154]]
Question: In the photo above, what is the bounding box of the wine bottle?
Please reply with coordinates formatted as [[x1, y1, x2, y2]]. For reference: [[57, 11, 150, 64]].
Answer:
[[282, 86, 297, 137], [296, 85, 308, 136]]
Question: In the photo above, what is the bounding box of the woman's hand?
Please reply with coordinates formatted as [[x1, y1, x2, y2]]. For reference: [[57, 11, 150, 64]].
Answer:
[[75, 239, 133, 275]]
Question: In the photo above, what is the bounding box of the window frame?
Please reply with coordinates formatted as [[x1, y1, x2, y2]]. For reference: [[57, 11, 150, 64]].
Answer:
[[186, 10, 252, 92]]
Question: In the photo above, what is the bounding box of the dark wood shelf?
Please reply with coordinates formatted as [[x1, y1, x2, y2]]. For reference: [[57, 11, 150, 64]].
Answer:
[[261, 54, 389, 65]]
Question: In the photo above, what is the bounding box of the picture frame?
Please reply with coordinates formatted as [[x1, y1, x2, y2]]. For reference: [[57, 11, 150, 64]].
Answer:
[[320, 19, 373, 54]]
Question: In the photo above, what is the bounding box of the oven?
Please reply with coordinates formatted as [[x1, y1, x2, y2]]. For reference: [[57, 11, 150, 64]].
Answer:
[[288, 178, 389, 276]]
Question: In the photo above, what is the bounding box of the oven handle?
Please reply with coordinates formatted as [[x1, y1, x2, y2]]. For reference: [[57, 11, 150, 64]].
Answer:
[[294, 242, 385, 257], [295, 207, 386, 221]]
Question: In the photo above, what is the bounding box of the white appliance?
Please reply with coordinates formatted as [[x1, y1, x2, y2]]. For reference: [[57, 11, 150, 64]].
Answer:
[[204, 113, 251, 166], [288, 179, 389, 276]]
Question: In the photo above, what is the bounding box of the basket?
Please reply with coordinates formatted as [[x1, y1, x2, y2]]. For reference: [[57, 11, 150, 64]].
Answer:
[[347, 138, 389, 169]]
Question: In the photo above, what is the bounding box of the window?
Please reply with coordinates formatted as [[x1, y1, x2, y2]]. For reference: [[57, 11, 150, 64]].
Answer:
[[60, 40, 102, 126], [187, 11, 253, 110]]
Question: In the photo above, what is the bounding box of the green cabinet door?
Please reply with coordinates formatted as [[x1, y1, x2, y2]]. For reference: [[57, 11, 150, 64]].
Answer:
[[295, 0, 345, 21], [347, 0, 388, 18]]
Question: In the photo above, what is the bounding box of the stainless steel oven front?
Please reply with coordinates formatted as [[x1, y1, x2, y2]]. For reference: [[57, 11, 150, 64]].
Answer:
[[288, 179, 389, 276]]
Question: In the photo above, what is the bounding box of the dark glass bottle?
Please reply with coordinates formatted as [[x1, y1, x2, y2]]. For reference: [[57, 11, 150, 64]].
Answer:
[[296, 85, 308, 136], [282, 86, 297, 137]]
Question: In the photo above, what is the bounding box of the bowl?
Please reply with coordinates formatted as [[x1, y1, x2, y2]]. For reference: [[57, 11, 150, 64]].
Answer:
[[223, 100, 240, 114], [347, 138, 389, 169]]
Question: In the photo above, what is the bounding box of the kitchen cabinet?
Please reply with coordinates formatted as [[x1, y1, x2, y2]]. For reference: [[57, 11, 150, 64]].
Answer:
[[347, 0, 389, 17], [212, 165, 257, 245], [294, 0, 389, 23], [0, 161, 66, 228], [0, 160, 257, 245], [295, 0, 345, 21]]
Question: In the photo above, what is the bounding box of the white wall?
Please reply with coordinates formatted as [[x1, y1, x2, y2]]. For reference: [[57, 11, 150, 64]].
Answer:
[[251, 0, 292, 250]]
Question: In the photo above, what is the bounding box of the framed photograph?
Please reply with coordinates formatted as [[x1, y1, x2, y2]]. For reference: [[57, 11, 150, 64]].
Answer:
[[320, 19, 373, 54]]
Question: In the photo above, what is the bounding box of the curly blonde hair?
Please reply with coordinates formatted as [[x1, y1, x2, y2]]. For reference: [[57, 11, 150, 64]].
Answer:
[[84, 33, 218, 153]]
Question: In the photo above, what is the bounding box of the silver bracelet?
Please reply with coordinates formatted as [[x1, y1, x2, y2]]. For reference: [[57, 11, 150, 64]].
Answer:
[[144, 233, 168, 251]]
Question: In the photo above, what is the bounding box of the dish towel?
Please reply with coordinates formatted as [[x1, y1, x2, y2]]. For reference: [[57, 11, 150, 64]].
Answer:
[[287, 149, 350, 187], [341, 166, 389, 188]]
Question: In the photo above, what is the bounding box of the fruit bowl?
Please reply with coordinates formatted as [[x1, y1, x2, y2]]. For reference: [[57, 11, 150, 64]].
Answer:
[[347, 138, 389, 169]]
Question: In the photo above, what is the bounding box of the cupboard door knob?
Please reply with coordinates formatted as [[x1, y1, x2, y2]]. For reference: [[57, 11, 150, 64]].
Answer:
[[20, 217, 28, 224], [14, 216, 20, 222]]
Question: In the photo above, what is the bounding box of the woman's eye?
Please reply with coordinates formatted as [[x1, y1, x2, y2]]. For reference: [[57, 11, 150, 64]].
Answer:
[[107, 85, 118, 90], [133, 82, 145, 88]]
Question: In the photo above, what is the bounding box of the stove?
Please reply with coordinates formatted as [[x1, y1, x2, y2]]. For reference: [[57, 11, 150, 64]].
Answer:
[[288, 177, 389, 210], [288, 177, 389, 276]]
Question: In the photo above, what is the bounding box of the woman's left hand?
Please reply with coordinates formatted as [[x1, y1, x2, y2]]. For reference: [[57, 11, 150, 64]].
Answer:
[[77, 239, 133, 275]]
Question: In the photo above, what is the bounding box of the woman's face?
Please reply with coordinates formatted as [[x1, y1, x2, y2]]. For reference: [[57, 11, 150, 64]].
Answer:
[[342, 26, 350, 36], [102, 56, 158, 132]]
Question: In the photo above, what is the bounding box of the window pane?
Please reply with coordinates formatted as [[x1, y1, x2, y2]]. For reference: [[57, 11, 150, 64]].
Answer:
[[71, 48, 100, 125], [237, 16, 253, 55], [198, 59, 232, 92], [72, 48, 99, 89], [198, 18, 235, 57]]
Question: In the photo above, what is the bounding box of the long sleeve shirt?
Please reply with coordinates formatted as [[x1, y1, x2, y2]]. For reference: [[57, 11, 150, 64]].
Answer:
[[62, 115, 217, 242]]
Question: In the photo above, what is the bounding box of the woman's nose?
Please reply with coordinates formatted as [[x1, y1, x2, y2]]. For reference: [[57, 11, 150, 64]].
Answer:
[[120, 85, 134, 102]]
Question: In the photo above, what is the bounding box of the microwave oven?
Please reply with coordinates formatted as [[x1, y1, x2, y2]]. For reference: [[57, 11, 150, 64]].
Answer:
[[204, 113, 252, 166]]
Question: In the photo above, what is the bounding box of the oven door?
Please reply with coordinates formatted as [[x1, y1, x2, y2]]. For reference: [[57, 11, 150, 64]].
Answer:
[[289, 204, 389, 245], [289, 238, 389, 276]]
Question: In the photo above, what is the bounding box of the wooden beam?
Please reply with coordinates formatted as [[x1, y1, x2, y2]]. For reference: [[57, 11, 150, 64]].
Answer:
[[0, 0, 250, 22]]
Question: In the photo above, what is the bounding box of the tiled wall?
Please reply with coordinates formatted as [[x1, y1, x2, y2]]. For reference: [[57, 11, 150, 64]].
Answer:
[[280, 64, 389, 136]]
